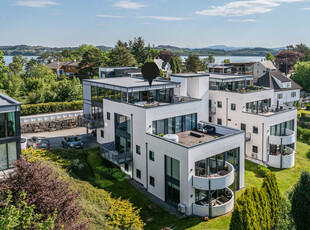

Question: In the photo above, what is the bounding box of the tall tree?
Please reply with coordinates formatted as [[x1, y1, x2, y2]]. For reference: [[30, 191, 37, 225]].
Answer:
[[292, 61, 310, 91], [185, 54, 203, 72], [290, 171, 310, 230], [287, 43, 310, 61], [115, 40, 128, 49], [0, 50, 8, 89], [266, 52, 275, 61], [170, 57, 177, 74], [159, 50, 177, 62], [262, 172, 281, 228], [78, 47, 109, 79], [202, 54, 215, 69], [129, 37, 150, 64], [275, 50, 304, 74], [109, 46, 137, 67]]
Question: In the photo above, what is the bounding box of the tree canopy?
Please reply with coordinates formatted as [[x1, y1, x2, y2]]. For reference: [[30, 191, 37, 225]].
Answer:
[[275, 50, 304, 74], [185, 54, 204, 72], [291, 61, 310, 91]]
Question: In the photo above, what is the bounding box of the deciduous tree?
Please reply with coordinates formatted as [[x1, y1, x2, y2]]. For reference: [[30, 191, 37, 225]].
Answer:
[[266, 52, 275, 61], [292, 61, 310, 91], [275, 50, 304, 74]]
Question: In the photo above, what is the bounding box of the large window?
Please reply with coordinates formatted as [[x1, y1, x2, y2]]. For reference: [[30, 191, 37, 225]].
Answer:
[[165, 156, 180, 206], [270, 120, 294, 136], [115, 113, 131, 153], [246, 99, 271, 114], [0, 142, 17, 170], [152, 113, 197, 135], [0, 112, 18, 138]]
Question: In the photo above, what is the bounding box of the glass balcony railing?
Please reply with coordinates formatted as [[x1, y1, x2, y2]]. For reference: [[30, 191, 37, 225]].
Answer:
[[100, 145, 132, 165], [78, 113, 105, 129]]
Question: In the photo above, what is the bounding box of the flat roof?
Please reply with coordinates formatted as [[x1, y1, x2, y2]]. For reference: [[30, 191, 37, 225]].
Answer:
[[83, 77, 180, 92], [209, 73, 253, 82], [0, 93, 22, 107], [171, 73, 209, 78]]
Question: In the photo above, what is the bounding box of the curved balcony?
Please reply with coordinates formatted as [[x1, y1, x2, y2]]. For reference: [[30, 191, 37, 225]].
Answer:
[[193, 188, 234, 217], [193, 162, 234, 190], [269, 129, 295, 145], [268, 147, 295, 169]]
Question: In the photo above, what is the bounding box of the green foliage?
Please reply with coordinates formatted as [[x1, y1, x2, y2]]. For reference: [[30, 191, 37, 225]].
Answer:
[[185, 54, 204, 72], [266, 52, 275, 61], [292, 61, 310, 92], [0, 190, 56, 230], [262, 172, 281, 228], [109, 46, 137, 67], [287, 43, 310, 62], [223, 59, 231, 64], [0, 50, 9, 88], [257, 164, 271, 177], [170, 57, 177, 74], [130, 37, 152, 65], [21, 100, 83, 115], [290, 171, 310, 230], [275, 196, 296, 230], [297, 126, 310, 144]]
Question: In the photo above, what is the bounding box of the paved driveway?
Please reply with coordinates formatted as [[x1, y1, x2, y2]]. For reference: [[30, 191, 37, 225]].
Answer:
[[22, 127, 100, 149]]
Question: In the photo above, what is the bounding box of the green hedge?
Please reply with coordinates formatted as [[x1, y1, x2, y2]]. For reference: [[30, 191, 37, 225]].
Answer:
[[21, 100, 83, 116], [297, 126, 310, 144]]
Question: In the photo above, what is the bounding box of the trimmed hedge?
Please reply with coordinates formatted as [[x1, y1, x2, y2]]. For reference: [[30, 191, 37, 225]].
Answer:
[[21, 100, 83, 116], [297, 126, 310, 144]]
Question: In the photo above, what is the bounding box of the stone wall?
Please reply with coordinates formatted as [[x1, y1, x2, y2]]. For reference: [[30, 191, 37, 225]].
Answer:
[[21, 117, 81, 134]]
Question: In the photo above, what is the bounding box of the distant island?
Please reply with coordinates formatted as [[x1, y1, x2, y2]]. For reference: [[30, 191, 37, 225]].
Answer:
[[0, 44, 284, 56]]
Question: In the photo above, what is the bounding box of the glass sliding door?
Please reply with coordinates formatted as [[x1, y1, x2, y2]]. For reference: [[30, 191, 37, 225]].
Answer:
[[0, 144, 7, 170], [8, 142, 17, 167]]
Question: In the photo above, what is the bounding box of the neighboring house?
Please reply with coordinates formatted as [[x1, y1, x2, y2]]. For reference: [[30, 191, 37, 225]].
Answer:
[[208, 62, 255, 75], [255, 71, 302, 106], [154, 58, 172, 75], [0, 93, 21, 172], [209, 73, 297, 169], [47, 60, 80, 76], [82, 74, 245, 217], [98, 66, 142, 78], [253, 60, 277, 80]]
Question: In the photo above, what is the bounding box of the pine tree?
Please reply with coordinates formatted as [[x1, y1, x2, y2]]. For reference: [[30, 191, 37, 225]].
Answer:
[[170, 58, 177, 74], [290, 171, 310, 230], [262, 172, 281, 228]]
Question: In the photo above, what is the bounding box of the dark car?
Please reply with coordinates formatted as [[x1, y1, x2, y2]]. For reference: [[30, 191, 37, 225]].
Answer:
[[62, 136, 83, 149], [27, 137, 50, 149]]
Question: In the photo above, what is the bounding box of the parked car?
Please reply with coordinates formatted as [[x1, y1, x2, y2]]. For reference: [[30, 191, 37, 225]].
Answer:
[[61, 136, 83, 149], [27, 137, 50, 149], [21, 136, 27, 150]]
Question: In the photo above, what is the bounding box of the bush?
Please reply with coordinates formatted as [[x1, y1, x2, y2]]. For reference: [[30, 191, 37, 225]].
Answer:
[[0, 158, 88, 230], [21, 100, 83, 116], [257, 164, 271, 177], [297, 126, 310, 144]]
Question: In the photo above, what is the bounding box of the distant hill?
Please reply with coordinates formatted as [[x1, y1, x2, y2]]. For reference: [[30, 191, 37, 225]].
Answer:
[[0, 45, 112, 56], [0, 44, 282, 57]]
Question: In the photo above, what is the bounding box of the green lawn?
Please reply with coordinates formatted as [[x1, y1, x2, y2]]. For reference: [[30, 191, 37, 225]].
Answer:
[[90, 141, 310, 230], [25, 140, 310, 230]]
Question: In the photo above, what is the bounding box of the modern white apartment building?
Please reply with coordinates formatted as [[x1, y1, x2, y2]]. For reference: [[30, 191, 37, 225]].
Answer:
[[208, 73, 297, 169], [82, 74, 245, 217]]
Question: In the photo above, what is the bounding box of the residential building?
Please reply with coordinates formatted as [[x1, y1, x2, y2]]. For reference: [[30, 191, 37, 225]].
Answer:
[[0, 93, 21, 172], [82, 74, 245, 217], [255, 71, 302, 106], [47, 60, 80, 76], [154, 58, 172, 76], [253, 60, 277, 80], [208, 62, 255, 75], [98, 66, 142, 78], [209, 73, 297, 169]]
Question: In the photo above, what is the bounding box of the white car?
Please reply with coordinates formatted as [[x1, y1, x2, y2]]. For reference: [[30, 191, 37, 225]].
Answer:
[[21, 136, 27, 150]]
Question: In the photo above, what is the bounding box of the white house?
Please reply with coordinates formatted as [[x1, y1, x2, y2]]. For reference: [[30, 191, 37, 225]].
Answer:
[[82, 74, 245, 217], [208, 73, 297, 169], [154, 58, 172, 76], [255, 71, 302, 106], [253, 60, 277, 80]]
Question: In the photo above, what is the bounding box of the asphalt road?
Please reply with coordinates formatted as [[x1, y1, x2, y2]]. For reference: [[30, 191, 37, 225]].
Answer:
[[22, 127, 100, 149]]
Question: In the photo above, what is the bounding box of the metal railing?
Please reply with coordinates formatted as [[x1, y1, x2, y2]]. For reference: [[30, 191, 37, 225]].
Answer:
[[100, 146, 132, 165]]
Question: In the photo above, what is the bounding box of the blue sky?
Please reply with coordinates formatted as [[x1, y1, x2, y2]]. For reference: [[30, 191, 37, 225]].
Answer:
[[0, 0, 310, 48]]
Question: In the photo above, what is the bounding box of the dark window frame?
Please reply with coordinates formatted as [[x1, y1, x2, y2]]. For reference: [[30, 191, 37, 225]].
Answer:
[[149, 150, 155, 161], [136, 169, 141, 179], [217, 101, 222, 108], [253, 126, 258, 134], [136, 145, 141, 155], [252, 145, 258, 153]]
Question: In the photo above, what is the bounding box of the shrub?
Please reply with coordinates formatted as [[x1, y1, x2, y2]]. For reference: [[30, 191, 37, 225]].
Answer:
[[0, 190, 57, 230], [158, 133, 165, 137], [290, 171, 310, 230], [257, 164, 271, 177], [21, 100, 83, 116], [0, 158, 88, 230]]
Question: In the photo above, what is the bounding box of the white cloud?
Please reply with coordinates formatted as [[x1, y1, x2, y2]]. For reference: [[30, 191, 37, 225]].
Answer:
[[302, 7, 310, 10], [228, 19, 257, 22], [113, 0, 145, 9], [15, 0, 58, 8], [196, 0, 304, 17], [140, 16, 187, 21], [96, 14, 124, 18]]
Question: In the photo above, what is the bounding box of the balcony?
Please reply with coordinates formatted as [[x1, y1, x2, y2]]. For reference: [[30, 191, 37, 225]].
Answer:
[[269, 129, 295, 145], [268, 146, 295, 169], [193, 162, 234, 190], [209, 107, 216, 115], [79, 113, 105, 129], [100, 142, 132, 166], [193, 188, 234, 217]]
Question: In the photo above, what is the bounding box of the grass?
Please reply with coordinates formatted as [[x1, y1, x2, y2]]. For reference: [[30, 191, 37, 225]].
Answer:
[[24, 141, 310, 230]]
